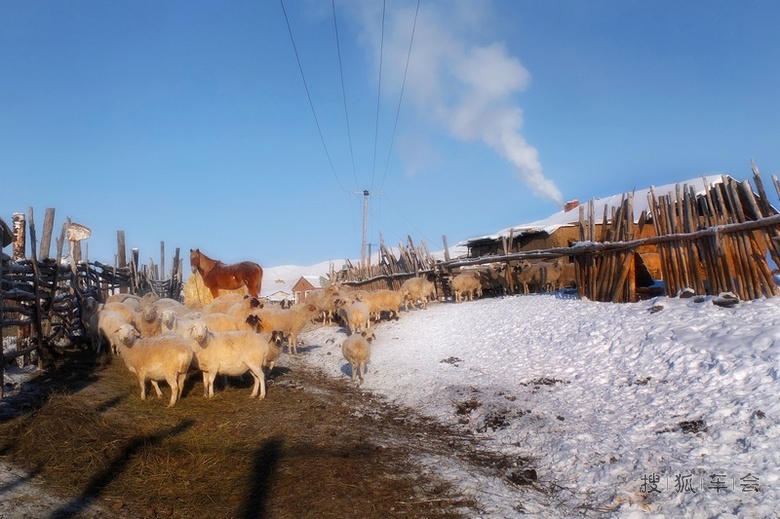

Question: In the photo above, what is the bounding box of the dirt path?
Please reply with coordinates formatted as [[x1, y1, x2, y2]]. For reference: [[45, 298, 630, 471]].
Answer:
[[0, 347, 523, 518]]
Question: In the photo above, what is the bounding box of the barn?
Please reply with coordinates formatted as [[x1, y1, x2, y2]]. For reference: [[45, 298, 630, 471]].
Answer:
[[458, 174, 779, 290]]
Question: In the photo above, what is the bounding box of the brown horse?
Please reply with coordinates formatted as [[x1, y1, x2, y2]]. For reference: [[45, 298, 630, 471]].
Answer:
[[190, 249, 264, 299]]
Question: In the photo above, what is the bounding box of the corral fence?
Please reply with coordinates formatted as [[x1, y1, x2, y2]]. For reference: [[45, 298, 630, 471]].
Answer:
[[336, 164, 780, 305], [1, 208, 182, 397]]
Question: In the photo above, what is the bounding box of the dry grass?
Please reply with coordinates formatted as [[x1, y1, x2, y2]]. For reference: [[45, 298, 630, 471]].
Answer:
[[0, 346, 476, 518], [183, 271, 250, 309]]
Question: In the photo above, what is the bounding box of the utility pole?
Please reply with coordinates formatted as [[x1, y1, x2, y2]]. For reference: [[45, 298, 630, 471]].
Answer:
[[355, 189, 381, 279], [361, 190, 369, 277]]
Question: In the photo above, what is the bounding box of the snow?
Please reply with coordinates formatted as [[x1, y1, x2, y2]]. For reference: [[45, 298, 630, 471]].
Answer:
[[298, 289, 780, 517], [3, 264, 780, 517]]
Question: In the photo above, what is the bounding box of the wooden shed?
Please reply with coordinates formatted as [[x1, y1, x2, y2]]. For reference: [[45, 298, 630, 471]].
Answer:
[[462, 174, 775, 257], [460, 174, 779, 289]]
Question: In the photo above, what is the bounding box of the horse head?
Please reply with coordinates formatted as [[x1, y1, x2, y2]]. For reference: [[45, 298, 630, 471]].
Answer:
[[190, 248, 201, 274]]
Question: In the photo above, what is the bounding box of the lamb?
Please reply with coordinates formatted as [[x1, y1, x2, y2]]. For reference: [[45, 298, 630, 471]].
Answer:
[[451, 271, 483, 303], [341, 328, 375, 384], [335, 298, 370, 335], [254, 303, 318, 354], [114, 323, 194, 407], [355, 289, 404, 322], [186, 323, 275, 399], [400, 277, 436, 310]]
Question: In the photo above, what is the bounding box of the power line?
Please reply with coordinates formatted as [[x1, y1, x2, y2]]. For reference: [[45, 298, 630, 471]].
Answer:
[[331, 0, 359, 191], [379, 0, 420, 192], [280, 0, 348, 193], [370, 0, 387, 190]]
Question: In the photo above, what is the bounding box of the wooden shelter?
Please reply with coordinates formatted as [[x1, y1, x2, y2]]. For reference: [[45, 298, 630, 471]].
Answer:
[[462, 175, 743, 259]]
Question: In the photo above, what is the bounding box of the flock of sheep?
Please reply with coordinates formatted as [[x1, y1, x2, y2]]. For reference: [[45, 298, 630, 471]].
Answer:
[[82, 260, 573, 407]]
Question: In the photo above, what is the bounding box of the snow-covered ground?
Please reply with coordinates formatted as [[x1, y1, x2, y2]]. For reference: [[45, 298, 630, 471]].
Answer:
[[299, 291, 780, 518], [3, 264, 780, 517]]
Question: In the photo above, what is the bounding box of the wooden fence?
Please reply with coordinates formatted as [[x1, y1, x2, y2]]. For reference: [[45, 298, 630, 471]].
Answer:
[[1, 207, 182, 397], [337, 166, 780, 304]]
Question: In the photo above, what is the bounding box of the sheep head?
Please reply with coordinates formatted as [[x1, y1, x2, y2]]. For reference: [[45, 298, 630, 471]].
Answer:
[[117, 323, 140, 346]]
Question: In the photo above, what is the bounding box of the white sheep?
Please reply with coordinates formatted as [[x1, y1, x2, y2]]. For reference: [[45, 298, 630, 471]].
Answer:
[[201, 311, 247, 332], [341, 328, 375, 384], [104, 293, 143, 310], [400, 277, 436, 310], [541, 258, 565, 292], [160, 308, 205, 336], [451, 271, 483, 303], [254, 303, 318, 355], [516, 260, 539, 294], [226, 296, 265, 322], [335, 298, 370, 335], [355, 289, 404, 323], [149, 297, 192, 317], [93, 308, 134, 354], [135, 303, 164, 337], [516, 260, 563, 294], [304, 284, 344, 324], [201, 293, 253, 315], [101, 301, 138, 327], [187, 324, 275, 399], [115, 323, 194, 407]]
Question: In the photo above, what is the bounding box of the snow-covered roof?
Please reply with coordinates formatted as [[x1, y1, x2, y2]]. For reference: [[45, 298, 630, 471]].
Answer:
[[462, 174, 729, 244]]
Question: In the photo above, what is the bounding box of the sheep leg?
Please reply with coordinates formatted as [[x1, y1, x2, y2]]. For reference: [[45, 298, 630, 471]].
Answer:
[[165, 375, 179, 407], [138, 376, 148, 400], [202, 371, 216, 398], [176, 372, 187, 403], [288, 332, 297, 355], [350, 362, 357, 382], [358, 361, 366, 384], [150, 381, 163, 399], [247, 367, 266, 399]]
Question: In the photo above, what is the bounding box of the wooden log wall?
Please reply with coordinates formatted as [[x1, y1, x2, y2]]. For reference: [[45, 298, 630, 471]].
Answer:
[[644, 173, 779, 300], [574, 192, 642, 302], [335, 235, 439, 292]]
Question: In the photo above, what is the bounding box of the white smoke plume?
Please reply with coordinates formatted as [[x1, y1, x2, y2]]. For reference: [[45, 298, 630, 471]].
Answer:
[[346, 0, 563, 206]]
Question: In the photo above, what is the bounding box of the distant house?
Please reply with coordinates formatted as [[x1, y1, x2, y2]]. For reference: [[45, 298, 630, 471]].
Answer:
[[292, 275, 324, 304], [265, 289, 292, 302], [264, 277, 293, 302]]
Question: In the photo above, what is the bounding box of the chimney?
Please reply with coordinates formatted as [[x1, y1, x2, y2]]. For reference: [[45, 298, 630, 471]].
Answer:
[[564, 199, 579, 212]]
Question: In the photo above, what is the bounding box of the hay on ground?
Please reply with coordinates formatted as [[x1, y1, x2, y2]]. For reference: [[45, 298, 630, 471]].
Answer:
[[183, 271, 250, 309]]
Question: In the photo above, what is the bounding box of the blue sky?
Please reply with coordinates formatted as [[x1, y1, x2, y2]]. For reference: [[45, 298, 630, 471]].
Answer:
[[2, 0, 779, 270]]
